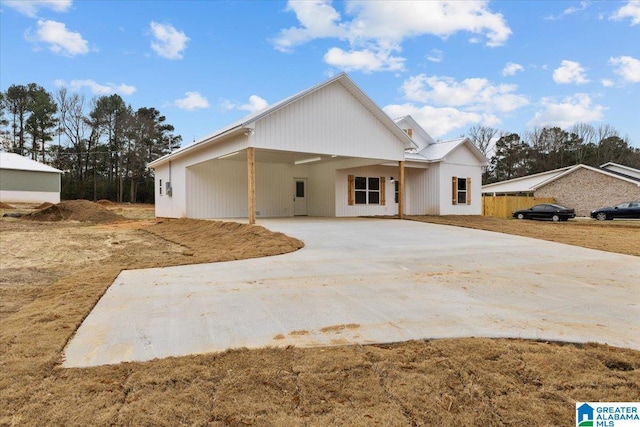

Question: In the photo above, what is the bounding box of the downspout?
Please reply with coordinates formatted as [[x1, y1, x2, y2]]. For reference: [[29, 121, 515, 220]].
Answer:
[[168, 161, 172, 197]]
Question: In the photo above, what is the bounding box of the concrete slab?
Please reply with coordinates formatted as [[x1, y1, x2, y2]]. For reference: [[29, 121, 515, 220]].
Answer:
[[63, 218, 640, 367]]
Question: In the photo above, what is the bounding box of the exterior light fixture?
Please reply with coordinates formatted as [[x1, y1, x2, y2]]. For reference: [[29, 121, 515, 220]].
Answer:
[[294, 157, 322, 165]]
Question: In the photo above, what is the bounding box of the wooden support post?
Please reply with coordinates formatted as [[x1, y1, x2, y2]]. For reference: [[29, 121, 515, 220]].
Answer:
[[247, 147, 256, 224], [398, 161, 405, 219]]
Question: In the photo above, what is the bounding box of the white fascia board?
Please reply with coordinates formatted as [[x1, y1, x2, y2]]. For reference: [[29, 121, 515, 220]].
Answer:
[[148, 125, 246, 168]]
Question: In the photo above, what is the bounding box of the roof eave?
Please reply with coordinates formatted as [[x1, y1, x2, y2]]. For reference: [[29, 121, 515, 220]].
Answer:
[[148, 125, 245, 168]]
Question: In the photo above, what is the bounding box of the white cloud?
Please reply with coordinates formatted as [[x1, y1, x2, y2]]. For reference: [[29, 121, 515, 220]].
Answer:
[[384, 73, 529, 138], [30, 19, 88, 56], [545, 1, 589, 20], [426, 49, 443, 63], [553, 60, 589, 84], [239, 95, 268, 112], [55, 79, 136, 95], [610, 0, 640, 25], [324, 46, 404, 72], [273, 0, 347, 53], [220, 95, 269, 114], [272, 0, 511, 72], [609, 55, 640, 83], [3, 0, 72, 17], [502, 62, 524, 76], [174, 92, 209, 110], [400, 74, 529, 113], [601, 79, 614, 87], [384, 103, 483, 138], [527, 93, 605, 128], [219, 99, 236, 112], [149, 22, 189, 60], [344, 1, 511, 47]]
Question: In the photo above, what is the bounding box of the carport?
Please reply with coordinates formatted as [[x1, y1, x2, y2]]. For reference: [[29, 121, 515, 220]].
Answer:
[[148, 73, 415, 222]]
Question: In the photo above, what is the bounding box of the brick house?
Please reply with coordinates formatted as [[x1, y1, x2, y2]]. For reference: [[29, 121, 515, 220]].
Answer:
[[482, 163, 640, 217]]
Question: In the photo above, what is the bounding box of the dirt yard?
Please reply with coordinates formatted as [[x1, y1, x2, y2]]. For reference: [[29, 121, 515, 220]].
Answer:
[[1, 202, 638, 426]]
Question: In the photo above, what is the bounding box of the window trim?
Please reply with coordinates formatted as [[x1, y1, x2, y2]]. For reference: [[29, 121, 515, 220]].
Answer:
[[452, 176, 472, 205], [348, 175, 386, 206]]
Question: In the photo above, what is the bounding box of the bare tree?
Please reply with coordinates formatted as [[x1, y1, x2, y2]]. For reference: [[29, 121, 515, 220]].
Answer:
[[468, 125, 498, 158], [55, 87, 90, 182], [569, 122, 595, 164]]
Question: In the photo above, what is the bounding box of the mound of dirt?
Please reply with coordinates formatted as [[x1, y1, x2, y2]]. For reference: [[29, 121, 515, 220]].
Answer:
[[23, 200, 125, 223], [146, 218, 305, 261], [0, 202, 15, 209], [95, 199, 114, 206], [34, 202, 54, 209]]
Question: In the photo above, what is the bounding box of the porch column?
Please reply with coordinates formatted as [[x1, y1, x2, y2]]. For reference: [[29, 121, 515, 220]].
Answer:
[[247, 147, 256, 224], [398, 161, 405, 219]]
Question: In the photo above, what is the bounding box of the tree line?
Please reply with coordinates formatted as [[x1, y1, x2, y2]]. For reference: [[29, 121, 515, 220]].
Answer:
[[2, 82, 638, 200], [0, 84, 181, 203], [467, 124, 640, 184]]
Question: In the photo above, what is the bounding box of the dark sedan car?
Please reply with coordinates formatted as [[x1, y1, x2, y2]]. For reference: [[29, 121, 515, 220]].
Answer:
[[512, 204, 576, 222], [590, 201, 640, 220]]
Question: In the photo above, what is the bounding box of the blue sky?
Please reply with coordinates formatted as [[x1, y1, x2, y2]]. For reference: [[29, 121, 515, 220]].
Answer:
[[1, 0, 639, 149]]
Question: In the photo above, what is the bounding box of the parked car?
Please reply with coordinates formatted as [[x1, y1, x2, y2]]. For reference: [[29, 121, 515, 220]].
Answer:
[[512, 204, 576, 222], [590, 201, 640, 221]]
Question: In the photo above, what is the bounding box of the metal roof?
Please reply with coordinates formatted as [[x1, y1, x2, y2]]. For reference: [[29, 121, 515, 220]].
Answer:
[[481, 167, 572, 193], [0, 152, 62, 173], [406, 137, 489, 165], [148, 73, 416, 168], [600, 162, 640, 180]]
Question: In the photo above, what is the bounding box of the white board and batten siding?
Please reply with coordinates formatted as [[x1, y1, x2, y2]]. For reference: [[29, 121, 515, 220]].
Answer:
[[405, 164, 439, 215], [253, 82, 404, 162], [438, 147, 483, 215], [307, 162, 337, 217], [335, 165, 398, 217], [186, 159, 309, 219], [154, 135, 248, 218]]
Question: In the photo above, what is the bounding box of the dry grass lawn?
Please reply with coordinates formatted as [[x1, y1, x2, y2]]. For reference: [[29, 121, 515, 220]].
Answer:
[[1, 203, 638, 426]]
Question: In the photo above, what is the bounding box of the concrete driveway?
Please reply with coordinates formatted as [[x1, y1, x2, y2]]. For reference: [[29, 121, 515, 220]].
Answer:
[[63, 218, 639, 368]]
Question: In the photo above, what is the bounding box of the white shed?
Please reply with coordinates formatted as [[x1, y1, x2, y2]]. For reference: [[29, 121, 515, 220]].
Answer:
[[0, 152, 62, 204], [148, 73, 487, 222]]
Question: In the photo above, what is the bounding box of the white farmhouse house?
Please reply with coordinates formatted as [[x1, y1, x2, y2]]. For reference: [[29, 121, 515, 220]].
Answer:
[[0, 152, 62, 204], [148, 73, 488, 223]]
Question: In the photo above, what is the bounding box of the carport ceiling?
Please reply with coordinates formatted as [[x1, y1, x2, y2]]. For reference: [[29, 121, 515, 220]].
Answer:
[[219, 149, 343, 165]]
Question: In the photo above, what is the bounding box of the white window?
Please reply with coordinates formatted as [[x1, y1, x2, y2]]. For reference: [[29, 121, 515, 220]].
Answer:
[[457, 178, 467, 204], [452, 177, 471, 205], [355, 176, 379, 205], [348, 175, 385, 206], [394, 180, 399, 204]]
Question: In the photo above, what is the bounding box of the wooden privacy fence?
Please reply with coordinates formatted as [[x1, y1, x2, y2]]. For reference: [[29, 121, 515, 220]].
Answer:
[[482, 195, 555, 218]]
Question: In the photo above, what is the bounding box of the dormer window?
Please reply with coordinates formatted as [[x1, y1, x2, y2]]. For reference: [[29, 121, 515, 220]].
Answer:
[[402, 128, 413, 138]]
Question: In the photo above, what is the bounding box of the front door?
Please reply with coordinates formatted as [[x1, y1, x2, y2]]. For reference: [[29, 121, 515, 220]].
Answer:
[[294, 178, 307, 216]]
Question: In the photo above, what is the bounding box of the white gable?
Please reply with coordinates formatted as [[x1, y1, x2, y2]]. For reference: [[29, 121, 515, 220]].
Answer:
[[394, 116, 436, 152], [149, 73, 415, 168], [252, 81, 406, 161]]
